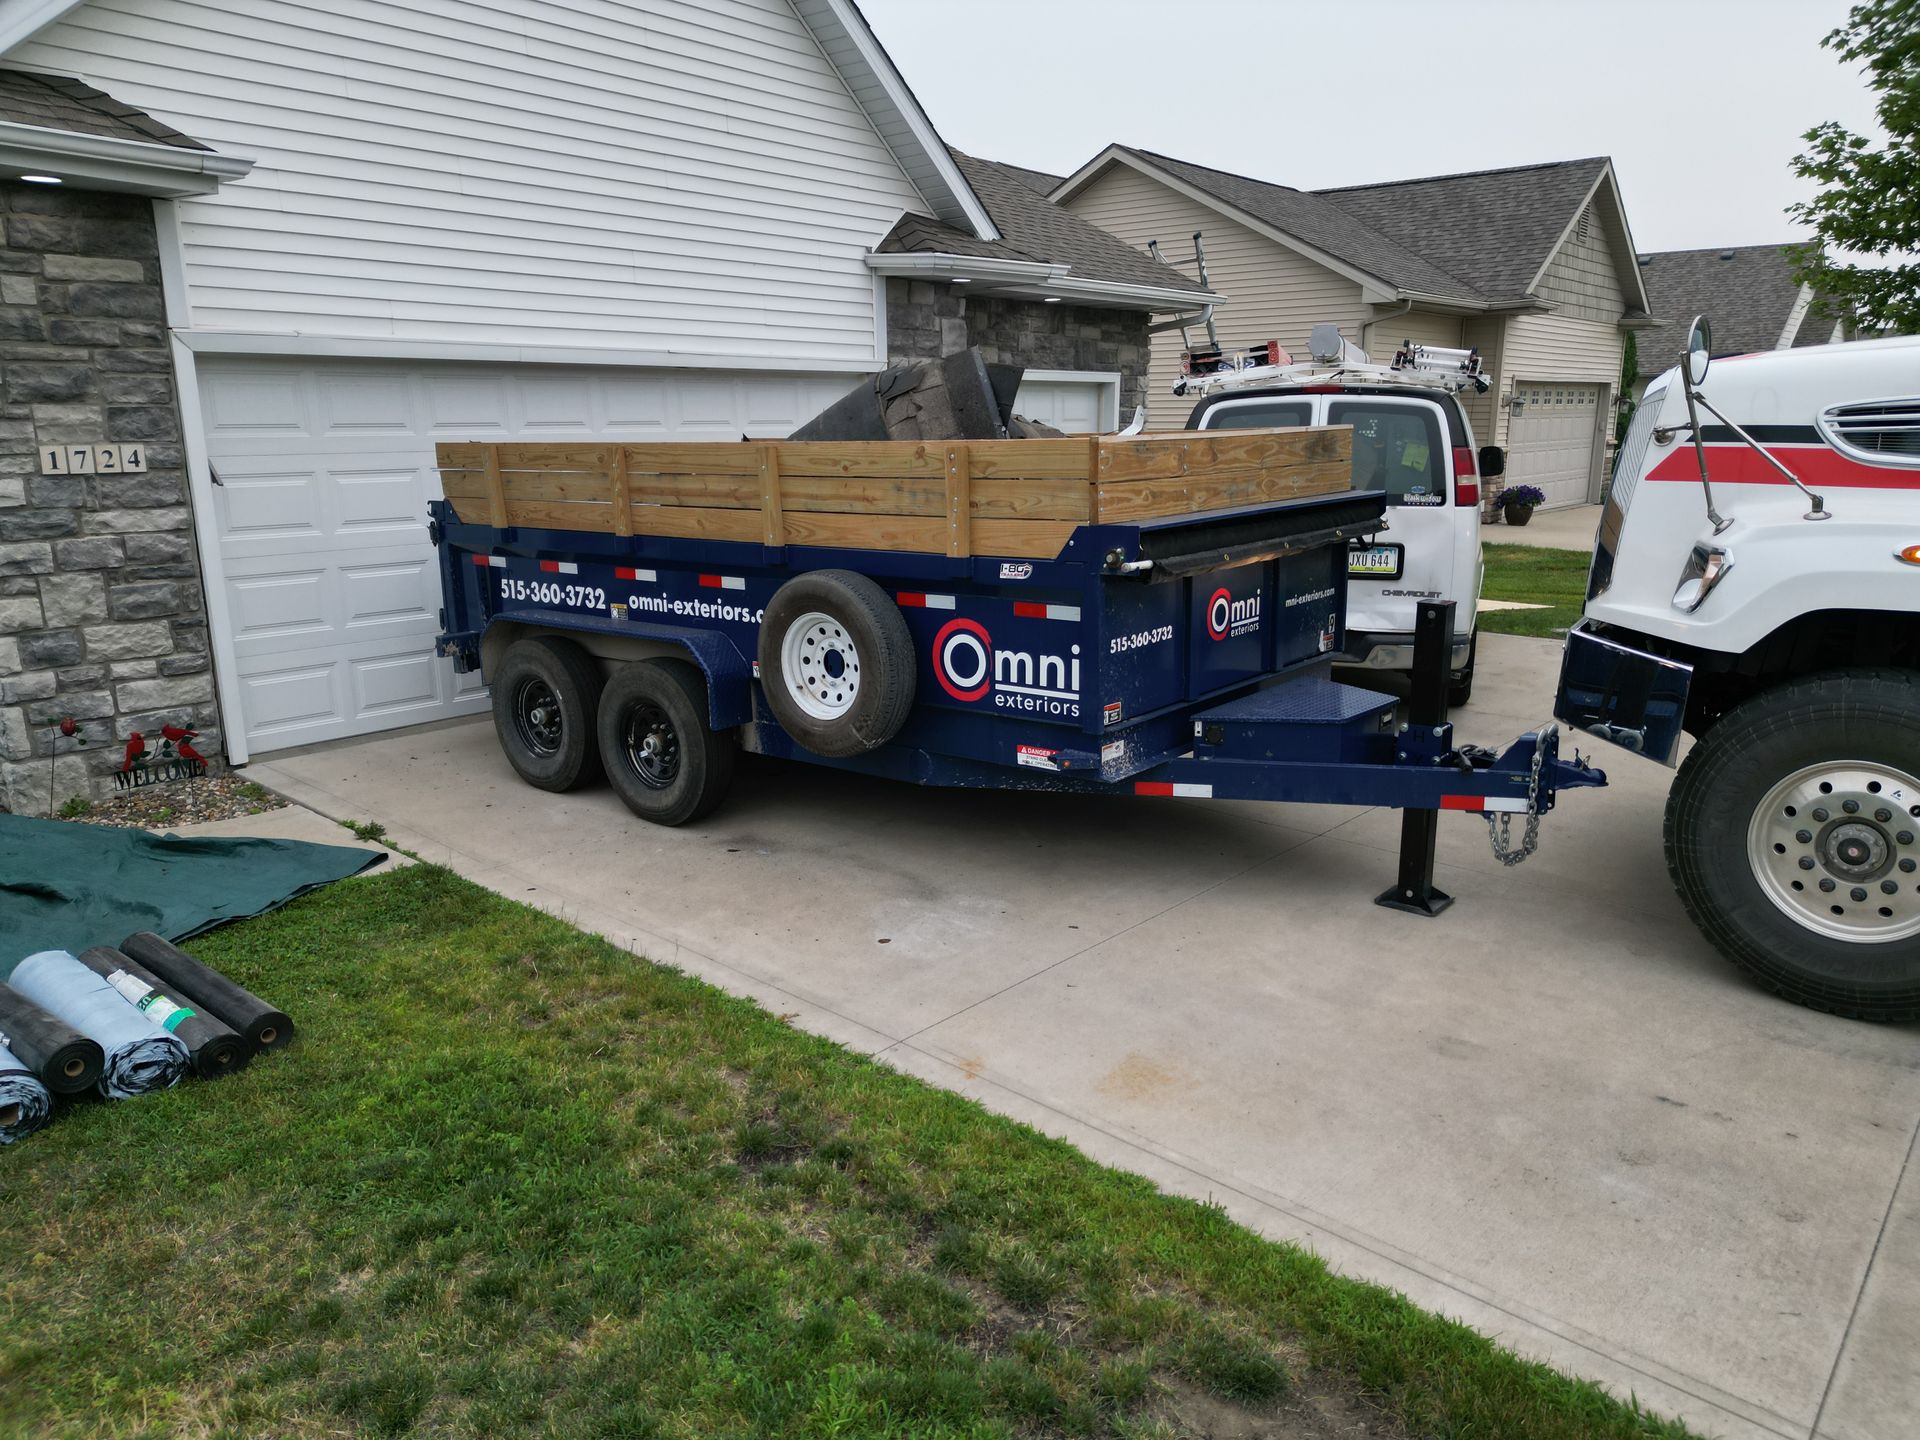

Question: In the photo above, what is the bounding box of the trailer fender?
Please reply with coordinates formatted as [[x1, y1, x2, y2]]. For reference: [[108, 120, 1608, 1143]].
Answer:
[[479, 614, 754, 730]]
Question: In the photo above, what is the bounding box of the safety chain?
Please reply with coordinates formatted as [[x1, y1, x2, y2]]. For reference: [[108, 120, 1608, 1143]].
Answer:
[[1488, 722, 1556, 866]]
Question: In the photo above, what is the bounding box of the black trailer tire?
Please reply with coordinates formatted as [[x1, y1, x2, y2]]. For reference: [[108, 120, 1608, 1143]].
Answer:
[[491, 635, 604, 792], [598, 659, 736, 826], [757, 569, 915, 757], [1664, 669, 1920, 1022], [1447, 631, 1477, 709]]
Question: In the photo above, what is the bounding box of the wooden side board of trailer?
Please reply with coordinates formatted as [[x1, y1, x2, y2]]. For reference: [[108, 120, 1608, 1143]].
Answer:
[[436, 427, 1352, 560]]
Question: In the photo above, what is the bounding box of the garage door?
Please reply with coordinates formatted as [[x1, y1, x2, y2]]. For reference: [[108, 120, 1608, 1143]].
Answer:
[[1011, 374, 1115, 433], [1506, 382, 1604, 508], [198, 359, 850, 755]]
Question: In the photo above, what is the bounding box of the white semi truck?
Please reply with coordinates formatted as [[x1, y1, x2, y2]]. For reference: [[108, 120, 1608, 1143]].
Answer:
[[1556, 319, 1920, 1022]]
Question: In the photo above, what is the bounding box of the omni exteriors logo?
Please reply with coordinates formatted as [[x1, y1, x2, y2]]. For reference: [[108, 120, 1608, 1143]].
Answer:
[[1206, 586, 1261, 641], [932, 617, 1081, 718]]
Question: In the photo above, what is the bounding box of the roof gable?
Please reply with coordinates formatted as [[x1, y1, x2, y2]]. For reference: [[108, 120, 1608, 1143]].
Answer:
[[1636, 244, 1820, 354], [1316, 158, 1611, 302], [875, 150, 1210, 298]]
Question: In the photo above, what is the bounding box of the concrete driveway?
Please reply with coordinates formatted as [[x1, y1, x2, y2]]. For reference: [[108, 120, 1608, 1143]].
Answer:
[[247, 632, 1918, 1440]]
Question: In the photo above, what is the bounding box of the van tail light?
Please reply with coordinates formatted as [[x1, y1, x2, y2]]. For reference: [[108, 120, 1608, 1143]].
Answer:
[[1452, 446, 1479, 506]]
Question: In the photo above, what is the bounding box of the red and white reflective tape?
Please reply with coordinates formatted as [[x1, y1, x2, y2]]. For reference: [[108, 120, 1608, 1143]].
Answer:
[[699, 574, 746, 591], [1134, 781, 1213, 798], [1013, 601, 1082, 621], [896, 592, 957, 610], [614, 566, 656, 582], [1441, 794, 1528, 813], [539, 560, 579, 575], [471, 554, 506, 567]]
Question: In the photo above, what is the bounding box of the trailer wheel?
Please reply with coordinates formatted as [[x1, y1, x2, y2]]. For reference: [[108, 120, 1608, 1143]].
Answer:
[[491, 636, 604, 791], [757, 570, 915, 757], [1665, 670, 1920, 1022], [598, 659, 735, 826]]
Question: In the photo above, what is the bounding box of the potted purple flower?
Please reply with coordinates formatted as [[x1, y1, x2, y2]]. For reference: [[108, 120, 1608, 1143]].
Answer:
[[1497, 483, 1546, 526]]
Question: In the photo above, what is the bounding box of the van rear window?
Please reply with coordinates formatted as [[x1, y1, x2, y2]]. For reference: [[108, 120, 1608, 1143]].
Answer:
[[1199, 400, 1313, 429], [1327, 400, 1445, 506]]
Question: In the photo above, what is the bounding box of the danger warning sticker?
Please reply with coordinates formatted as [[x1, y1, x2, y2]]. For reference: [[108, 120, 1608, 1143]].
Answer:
[[1016, 744, 1060, 772]]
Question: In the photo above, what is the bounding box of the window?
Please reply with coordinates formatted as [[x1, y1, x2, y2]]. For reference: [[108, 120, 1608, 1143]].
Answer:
[[1197, 399, 1314, 430], [1328, 400, 1445, 505]]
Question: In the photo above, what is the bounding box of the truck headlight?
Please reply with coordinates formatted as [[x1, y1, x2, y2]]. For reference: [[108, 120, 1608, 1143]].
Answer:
[[1672, 543, 1733, 613]]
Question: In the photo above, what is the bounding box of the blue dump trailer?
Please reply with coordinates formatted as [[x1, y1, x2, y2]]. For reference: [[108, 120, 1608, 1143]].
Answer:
[[431, 424, 1602, 914]]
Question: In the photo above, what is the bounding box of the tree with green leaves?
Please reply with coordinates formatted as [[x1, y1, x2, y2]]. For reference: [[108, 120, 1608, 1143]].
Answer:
[[1787, 0, 1920, 334]]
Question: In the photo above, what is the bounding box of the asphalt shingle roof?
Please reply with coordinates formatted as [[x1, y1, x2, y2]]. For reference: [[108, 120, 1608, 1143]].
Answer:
[[876, 150, 1208, 295], [0, 68, 209, 151], [1315, 158, 1610, 303], [994, 160, 1066, 196], [1635, 244, 1825, 356], [1123, 147, 1478, 302]]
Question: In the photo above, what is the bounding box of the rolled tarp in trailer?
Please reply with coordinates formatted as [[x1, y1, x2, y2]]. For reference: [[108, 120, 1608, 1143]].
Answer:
[[120, 932, 294, 1054], [75, 946, 250, 1080], [0, 981, 104, 1095], [0, 1039, 52, 1144], [8, 951, 188, 1099]]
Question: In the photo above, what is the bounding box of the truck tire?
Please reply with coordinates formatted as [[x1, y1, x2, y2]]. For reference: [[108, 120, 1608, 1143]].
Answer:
[[757, 569, 915, 757], [597, 659, 735, 826], [1664, 670, 1920, 1022], [491, 635, 604, 792], [1448, 631, 1477, 709]]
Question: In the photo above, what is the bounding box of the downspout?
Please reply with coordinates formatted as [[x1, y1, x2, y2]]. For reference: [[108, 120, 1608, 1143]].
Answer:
[[1361, 297, 1414, 358]]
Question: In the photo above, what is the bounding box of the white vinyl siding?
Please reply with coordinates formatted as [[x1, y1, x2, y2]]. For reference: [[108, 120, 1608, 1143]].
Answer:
[[1367, 309, 1460, 361], [15, 0, 926, 363], [1489, 311, 1623, 452], [1459, 314, 1504, 447], [1534, 207, 1626, 325], [1061, 165, 1367, 428]]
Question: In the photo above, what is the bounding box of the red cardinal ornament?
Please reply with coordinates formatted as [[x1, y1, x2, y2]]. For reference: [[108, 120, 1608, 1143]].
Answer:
[[121, 732, 146, 773], [161, 723, 206, 765]]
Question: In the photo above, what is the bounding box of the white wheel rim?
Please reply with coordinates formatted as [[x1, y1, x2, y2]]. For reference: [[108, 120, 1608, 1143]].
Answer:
[[1747, 761, 1920, 943], [780, 611, 861, 721]]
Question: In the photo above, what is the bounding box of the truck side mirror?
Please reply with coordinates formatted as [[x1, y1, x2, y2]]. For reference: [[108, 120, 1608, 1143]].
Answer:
[[1478, 445, 1506, 478], [1684, 315, 1712, 387]]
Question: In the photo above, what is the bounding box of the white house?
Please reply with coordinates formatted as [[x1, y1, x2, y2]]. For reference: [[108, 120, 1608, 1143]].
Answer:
[[0, 0, 1208, 790]]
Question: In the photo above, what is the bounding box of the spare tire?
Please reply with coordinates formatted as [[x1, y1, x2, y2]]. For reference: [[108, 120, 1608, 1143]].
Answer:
[[757, 570, 916, 757]]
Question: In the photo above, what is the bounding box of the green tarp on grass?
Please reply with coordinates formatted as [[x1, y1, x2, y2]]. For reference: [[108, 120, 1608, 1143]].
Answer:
[[1, 812, 383, 979]]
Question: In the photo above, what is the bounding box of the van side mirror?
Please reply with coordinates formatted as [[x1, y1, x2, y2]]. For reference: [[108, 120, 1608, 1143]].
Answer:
[[1478, 445, 1506, 478]]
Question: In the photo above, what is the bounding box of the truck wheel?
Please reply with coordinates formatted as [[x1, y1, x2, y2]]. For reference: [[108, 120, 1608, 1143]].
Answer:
[[491, 636, 604, 791], [1447, 631, 1477, 709], [1665, 670, 1920, 1022], [597, 659, 735, 826], [757, 569, 915, 757]]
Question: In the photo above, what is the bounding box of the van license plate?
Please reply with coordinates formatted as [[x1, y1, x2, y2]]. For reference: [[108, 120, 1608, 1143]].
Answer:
[[1348, 543, 1403, 579]]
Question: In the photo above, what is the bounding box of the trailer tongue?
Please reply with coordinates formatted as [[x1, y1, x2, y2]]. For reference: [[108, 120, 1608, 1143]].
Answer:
[[432, 416, 1601, 916]]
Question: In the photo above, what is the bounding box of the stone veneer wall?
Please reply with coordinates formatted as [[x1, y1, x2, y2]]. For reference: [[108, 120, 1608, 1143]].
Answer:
[[883, 277, 1152, 421], [0, 181, 217, 815]]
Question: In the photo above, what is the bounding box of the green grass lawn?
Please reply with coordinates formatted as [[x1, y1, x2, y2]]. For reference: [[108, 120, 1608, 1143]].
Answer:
[[0, 866, 1696, 1440], [1477, 544, 1592, 639]]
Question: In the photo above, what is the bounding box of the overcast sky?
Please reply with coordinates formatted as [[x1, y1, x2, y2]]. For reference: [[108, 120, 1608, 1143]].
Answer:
[[861, 0, 1881, 255]]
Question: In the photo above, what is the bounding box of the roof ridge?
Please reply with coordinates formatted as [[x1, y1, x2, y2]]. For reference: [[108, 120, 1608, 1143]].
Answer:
[[1314, 155, 1609, 195], [1116, 144, 1487, 303], [1637, 241, 1801, 259]]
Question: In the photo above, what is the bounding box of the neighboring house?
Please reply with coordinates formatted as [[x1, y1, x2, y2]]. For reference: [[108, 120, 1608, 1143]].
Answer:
[[1031, 146, 1656, 512], [1629, 244, 1842, 402], [0, 0, 1210, 811]]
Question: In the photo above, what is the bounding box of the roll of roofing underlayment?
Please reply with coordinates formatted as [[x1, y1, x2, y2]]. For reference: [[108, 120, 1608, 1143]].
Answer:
[[0, 981, 105, 1095], [76, 947, 250, 1081], [119, 933, 295, 1055], [0, 1039, 52, 1144], [8, 951, 188, 1100]]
